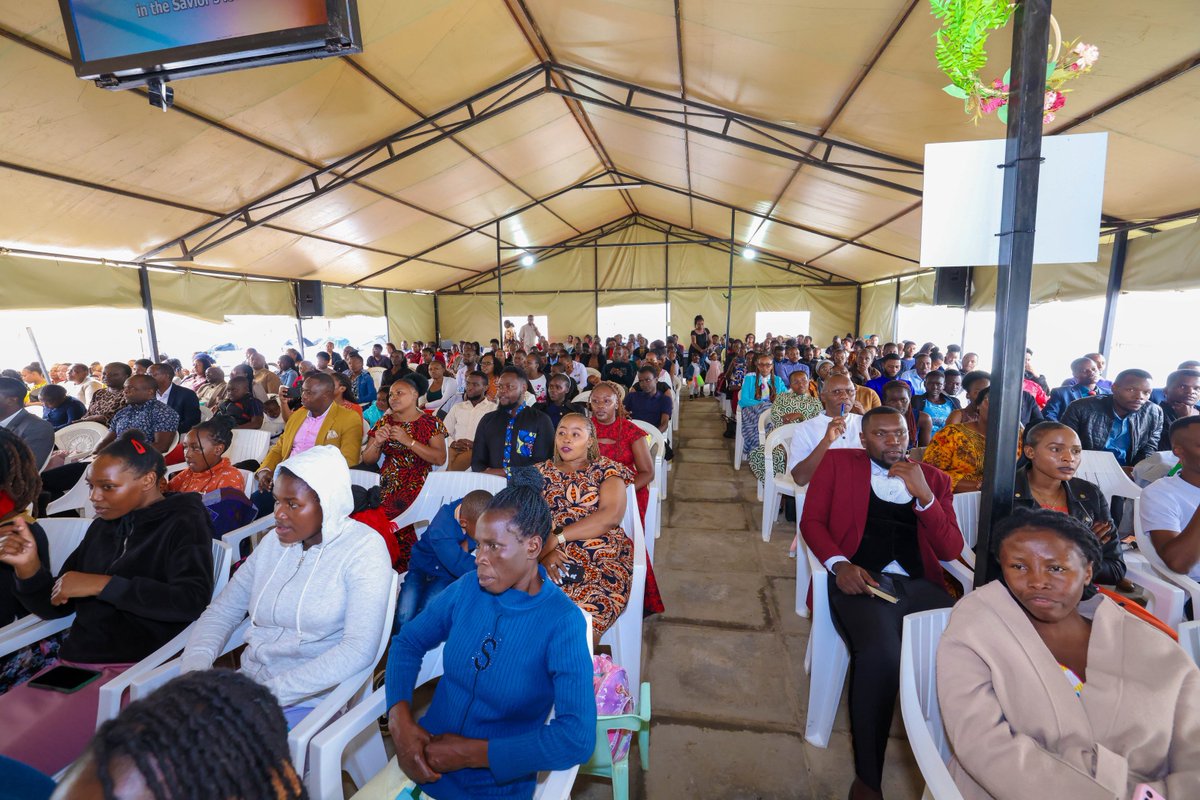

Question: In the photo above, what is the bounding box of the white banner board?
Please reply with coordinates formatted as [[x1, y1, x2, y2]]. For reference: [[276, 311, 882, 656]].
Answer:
[[920, 132, 1107, 268]]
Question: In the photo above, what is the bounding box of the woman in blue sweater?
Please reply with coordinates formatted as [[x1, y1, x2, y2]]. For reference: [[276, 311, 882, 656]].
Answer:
[[384, 473, 596, 799]]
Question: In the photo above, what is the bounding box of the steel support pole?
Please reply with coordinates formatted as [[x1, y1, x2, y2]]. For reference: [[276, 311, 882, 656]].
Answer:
[[725, 210, 735, 344], [892, 278, 901, 341], [382, 289, 390, 342], [974, 0, 1052, 587], [137, 264, 160, 360], [1097, 230, 1128, 361], [854, 286, 863, 336], [664, 231, 671, 344], [593, 244, 600, 336], [292, 281, 305, 359], [960, 268, 973, 348], [495, 221, 504, 343]]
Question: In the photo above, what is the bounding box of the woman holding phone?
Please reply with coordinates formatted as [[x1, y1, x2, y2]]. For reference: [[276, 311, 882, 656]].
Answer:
[[0, 430, 214, 775]]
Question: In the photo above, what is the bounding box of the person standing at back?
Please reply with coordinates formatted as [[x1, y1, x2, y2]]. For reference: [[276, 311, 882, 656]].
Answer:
[[518, 315, 541, 351]]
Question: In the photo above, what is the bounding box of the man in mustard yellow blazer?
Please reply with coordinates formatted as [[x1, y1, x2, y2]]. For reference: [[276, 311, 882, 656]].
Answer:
[[250, 372, 363, 516]]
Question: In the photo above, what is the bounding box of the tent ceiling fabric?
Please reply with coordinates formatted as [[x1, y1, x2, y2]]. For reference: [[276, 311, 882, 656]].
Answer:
[[0, 1, 1196, 294]]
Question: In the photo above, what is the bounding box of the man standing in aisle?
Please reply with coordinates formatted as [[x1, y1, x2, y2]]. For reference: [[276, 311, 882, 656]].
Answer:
[[518, 315, 541, 351]]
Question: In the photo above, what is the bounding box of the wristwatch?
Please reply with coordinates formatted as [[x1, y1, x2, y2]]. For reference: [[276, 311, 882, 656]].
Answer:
[[554, 527, 566, 548]]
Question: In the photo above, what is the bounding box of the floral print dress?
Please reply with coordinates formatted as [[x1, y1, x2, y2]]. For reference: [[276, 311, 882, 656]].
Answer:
[[537, 458, 635, 635], [369, 413, 448, 567], [749, 392, 823, 482]]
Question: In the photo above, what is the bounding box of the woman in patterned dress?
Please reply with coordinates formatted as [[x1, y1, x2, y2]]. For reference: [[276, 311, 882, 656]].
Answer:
[[363, 380, 447, 565], [739, 353, 786, 460], [587, 381, 665, 616], [536, 414, 634, 637], [749, 369, 823, 483], [923, 387, 990, 493]]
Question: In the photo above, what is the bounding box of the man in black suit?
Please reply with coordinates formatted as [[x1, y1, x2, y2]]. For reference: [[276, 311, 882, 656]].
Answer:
[[0, 377, 53, 467], [148, 363, 201, 434]]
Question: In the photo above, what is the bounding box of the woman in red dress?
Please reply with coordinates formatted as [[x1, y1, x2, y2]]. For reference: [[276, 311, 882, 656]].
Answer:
[[362, 380, 447, 567], [588, 380, 664, 615]]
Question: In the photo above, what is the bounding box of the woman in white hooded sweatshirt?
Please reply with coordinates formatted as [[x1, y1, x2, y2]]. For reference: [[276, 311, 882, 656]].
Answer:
[[181, 445, 393, 726]]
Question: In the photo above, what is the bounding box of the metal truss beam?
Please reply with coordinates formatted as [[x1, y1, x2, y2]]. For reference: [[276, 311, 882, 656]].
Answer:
[[138, 65, 550, 263], [547, 63, 924, 197]]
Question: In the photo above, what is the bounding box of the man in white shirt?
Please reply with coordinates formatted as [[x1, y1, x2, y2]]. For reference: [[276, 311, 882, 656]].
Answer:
[[561, 349, 588, 392], [788, 374, 866, 486], [443, 371, 498, 471], [518, 315, 541, 350], [64, 363, 104, 407], [1140, 416, 1200, 579]]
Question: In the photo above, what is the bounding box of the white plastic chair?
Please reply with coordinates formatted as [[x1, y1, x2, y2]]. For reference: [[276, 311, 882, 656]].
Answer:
[[0, 519, 93, 646], [899, 608, 963, 800], [755, 411, 770, 501], [629, 419, 665, 543], [308, 609, 594, 800], [227, 428, 271, 465], [670, 375, 682, 432], [1131, 497, 1200, 625], [46, 468, 96, 518], [600, 483, 647, 704], [941, 492, 981, 593], [430, 437, 451, 473], [574, 390, 592, 406], [349, 470, 381, 490], [367, 367, 386, 390], [732, 408, 744, 470], [760, 423, 799, 542], [391, 472, 507, 534], [52, 421, 108, 456], [94, 540, 233, 728], [132, 569, 399, 786], [1180, 620, 1200, 667], [800, 545, 849, 748], [1076, 449, 1142, 501], [198, 405, 214, 422]]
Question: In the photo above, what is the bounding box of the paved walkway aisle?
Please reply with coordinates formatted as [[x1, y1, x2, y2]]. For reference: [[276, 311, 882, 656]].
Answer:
[[575, 396, 924, 799]]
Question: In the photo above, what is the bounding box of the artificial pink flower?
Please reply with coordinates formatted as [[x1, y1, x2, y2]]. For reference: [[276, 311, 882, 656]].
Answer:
[[1042, 111, 1056, 124], [1072, 42, 1100, 69], [1044, 90, 1066, 112], [980, 96, 1008, 114]]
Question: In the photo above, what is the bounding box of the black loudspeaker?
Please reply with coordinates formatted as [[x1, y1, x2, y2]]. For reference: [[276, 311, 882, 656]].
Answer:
[[933, 267, 970, 308], [296, 280, 324, 317]]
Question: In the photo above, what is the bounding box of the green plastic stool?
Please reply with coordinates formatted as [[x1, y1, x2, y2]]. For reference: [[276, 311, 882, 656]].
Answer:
[[580, 682, 652, 800], [396, 682, 651, 800]]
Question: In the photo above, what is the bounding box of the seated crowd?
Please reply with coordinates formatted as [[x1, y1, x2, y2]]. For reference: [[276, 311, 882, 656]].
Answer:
[[4, 327, 1200, 799]]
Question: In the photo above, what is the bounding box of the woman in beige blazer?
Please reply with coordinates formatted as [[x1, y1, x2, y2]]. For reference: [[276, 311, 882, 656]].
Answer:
[[937, 508, 1200, 800]]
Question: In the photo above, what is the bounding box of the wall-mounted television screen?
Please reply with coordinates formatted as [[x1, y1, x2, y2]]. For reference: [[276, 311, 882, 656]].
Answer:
[[58, 0, 361, 89]]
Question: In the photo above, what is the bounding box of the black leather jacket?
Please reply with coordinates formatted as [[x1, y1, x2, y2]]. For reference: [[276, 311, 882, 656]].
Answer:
[[1012, 466, 1127, 585]]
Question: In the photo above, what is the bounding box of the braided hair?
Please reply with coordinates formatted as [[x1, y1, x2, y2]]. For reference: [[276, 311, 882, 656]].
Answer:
[[484, 467, 551, 544], [89, 670, 306, 800], [189, 416, 234, 463], [0, 427, 41, 520]]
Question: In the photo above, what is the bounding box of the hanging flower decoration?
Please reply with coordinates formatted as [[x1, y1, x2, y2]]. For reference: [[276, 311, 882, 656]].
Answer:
[[930, 0, 1099, 124]]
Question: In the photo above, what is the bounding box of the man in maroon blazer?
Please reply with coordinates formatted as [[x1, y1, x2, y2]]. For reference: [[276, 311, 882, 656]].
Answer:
[[799, 405, 964, 800]]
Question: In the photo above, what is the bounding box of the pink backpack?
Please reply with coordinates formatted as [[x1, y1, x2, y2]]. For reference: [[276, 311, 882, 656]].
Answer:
[[592, 654, 633, 761]]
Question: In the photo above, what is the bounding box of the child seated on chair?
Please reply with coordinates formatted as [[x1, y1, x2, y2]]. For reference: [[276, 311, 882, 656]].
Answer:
[[394, 490, 492, 631]]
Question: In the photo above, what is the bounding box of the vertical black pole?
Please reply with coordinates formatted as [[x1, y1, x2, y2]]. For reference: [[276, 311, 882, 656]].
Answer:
[[293, 282, 305, 360], [892, 278, 901, 341], [664, 230, 670, 343], [137, 264, 159, 359], [725, 210, 735, 344], [495, 221, 504, 344], [1097, 230, 1128, 362], [854, 286, 863, 336], [975, 0, 1052, 587], [593, 244, 600, 336], [382, 289, 391, 343]]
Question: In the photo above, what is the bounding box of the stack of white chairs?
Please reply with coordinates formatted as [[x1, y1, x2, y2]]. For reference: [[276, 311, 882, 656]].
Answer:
[[899, 608, 963, 800]]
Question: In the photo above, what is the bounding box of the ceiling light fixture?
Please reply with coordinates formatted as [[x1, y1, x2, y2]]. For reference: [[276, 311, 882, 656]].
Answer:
[[742, 248, 758, 260], [520, 254, 536, 267]]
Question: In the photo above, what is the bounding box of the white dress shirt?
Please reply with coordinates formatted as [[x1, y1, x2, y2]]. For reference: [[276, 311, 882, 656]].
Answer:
[[66, 379, 102, 407], [568, 361, 589, 391], [156, 385, 173, 404], [823, 458, 936, 576], [443, 397, 498, 442], [786, 411, 864, 474]]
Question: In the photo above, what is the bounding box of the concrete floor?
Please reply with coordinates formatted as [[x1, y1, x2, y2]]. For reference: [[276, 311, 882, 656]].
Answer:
[[572, 396, 926, 800]]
